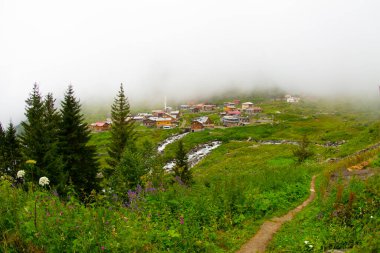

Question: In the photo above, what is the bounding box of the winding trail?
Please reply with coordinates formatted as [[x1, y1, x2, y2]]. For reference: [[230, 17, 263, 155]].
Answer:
[[236, 175, 316, 253]]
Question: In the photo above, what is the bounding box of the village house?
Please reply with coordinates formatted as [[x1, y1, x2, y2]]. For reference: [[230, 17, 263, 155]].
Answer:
[[152, 110, 165, 117], [244, 106, 263, 115], [189, 107, 200, 113], [191, 116, 214, 132], [221, 116, 240, 127], [143, 117, 173, 128], [180, 105, 190, 110], [224, 102, 235, 107], [90, 122, 111, 132], [233, 99, 241, 105], [227, 110, 241, 116], [241, 102, 254, 110], [143, 118, 156, 127], [202, 104, 217, 111], [224, 105, 237, 112], [221, 115, 250, 127], [285, 95, 300, 103], [170, 110, 180, 119], [132, 116, 145, 125]]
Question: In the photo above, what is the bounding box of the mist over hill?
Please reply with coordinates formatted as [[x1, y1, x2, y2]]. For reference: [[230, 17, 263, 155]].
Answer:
[[1, 0, 380, 124]]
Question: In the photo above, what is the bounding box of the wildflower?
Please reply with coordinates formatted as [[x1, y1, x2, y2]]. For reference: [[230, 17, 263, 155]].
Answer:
[[370, 215, 374, 219], [39, 176, 50, 186], [180, 216, 184, 225], [26, 160, 37, 164], [309, 244, 313, 248], [101, 246, 105, 251], [17, 170, 25, 178], [304, 241, 309, 244]]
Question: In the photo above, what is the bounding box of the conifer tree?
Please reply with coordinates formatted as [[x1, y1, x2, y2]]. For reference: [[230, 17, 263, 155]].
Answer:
[[107, 83, 136, 169], [0, 123, 6, 173], [173, 140, 192, 185], [59, 85, 99, 195], [3, 123, 23, 177], [20, 83, 45, 177], [42, 93, 66, 189]]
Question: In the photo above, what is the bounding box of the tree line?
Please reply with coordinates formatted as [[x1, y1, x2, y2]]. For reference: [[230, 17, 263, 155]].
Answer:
[[0, 83, 192, 199]]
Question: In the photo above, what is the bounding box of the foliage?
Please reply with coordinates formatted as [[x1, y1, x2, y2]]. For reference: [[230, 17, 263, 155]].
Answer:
[[20, 83, 46, 178], [293, 135, 313, 163], [0, 123, 23, 177], [42, 93, 66, 191], [59, 85, 99, 196], [107, 83, 137, 171], [268, 149, 380, 252], [173, 140, 192, 185]]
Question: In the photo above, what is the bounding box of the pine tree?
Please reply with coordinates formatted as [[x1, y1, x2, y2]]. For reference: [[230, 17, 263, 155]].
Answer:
[[42, 93, 66, 189], [20, 83, 46, 178], [4, 123, 23, 177], [173, 140, 192, 185], [0, 123, 6, 174], [59, 85, 99, 195], [107, 83, 136, 169], [293, 134, 313, 163]]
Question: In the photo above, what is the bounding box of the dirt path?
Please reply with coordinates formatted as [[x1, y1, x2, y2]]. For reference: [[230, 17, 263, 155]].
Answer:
[[236, 175, 316, 253]]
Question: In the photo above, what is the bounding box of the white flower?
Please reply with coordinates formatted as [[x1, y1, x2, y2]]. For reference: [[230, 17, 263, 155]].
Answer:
[[17, 170, 25, 178], [39, 176, 50, 186], [304, 241, 309, 244], [309, 244, 313, 248], [370, 216, 374, 219]]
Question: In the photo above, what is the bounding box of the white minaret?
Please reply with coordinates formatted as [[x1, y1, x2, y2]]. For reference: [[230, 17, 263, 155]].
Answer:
[[164, 96, 167, 111]]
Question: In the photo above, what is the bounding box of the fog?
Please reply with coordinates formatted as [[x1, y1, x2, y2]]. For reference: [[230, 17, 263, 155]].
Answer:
[[1, 0, 380, 124]]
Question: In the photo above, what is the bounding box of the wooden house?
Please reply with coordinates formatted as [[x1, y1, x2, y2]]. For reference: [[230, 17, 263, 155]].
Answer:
[[189, 107, 200, 113], [244, 106, 263, 115], [227, 110, 241, 116], [90, 122, 111, 132], [241, 102, 254, 110], [155, 118, 173, 128], [202, 104, 217, 111], [143, 118, 156, 127], [221, 116, 240, 127], [191, 116, 214, 132]]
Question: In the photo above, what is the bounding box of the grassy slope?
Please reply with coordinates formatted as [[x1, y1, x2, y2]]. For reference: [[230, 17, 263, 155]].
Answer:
[[268, 155, 380, 252], [1, 99, 380, 252]]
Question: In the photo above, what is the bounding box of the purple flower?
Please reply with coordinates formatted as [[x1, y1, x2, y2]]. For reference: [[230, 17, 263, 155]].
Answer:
[[136, 184, 143, 194], [101, 246, 105, 251], [180, 216, 184, 225]]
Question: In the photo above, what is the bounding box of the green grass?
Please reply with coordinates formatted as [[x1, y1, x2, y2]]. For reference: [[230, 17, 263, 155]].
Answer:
[[268, 145, 380, 252], [2, 98, 380, 252]]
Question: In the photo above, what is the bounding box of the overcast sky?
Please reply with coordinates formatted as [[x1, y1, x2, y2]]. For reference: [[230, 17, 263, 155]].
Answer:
[[1, 0, 380, 124]]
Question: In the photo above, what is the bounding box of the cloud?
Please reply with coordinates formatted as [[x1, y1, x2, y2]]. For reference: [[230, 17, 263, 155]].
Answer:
[[1, 0, 380, 124]]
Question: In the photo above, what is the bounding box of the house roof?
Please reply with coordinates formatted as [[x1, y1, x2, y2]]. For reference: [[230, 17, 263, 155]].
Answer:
[[193, 116, 210, 124], [242, 102, 254, 105], [91, 122, 109, 127], [148, 117, 172, 122], [227, 110, 241, 115]]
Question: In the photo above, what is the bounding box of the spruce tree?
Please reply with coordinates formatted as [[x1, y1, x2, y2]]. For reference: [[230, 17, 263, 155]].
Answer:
[[0, 123, 6, 174], [42, 93, 66, 189], [4, 123, 23, 177], [59, 85, 99, 195], [107, 83, 136, 169], [173, 140, 192, 185], [20, 83, 46, 178]]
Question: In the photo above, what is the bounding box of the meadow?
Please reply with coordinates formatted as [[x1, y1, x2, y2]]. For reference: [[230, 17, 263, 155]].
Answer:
[[1, 99, 379, 252]]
